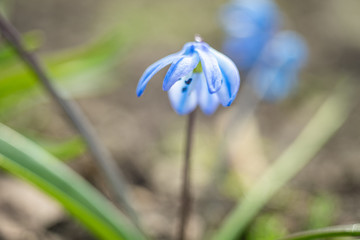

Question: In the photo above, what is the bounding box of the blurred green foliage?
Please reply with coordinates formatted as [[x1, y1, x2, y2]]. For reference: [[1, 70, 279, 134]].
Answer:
[[0, 30, 43, 66], [247, 214, 287, 240], [307, 193, 337, 229], [0, 122, 145, 240], [0, 7, 147, 237], [0, 30, 130, 118], [213, 80, 356, 240], [221, 169, 244, 199], [34, 136, 86, 161], [0, 27, 134, 162]]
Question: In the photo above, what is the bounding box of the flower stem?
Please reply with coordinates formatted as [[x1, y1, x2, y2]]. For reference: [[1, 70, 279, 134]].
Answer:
[[0, 13, 139, 224], [177, 110, 196, 240]]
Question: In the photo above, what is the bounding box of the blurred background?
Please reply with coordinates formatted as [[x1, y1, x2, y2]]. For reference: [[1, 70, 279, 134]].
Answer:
[[1, 0, 360, 239]]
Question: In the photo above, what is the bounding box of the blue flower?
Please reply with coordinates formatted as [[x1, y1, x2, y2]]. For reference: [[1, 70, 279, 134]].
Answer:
[[250, 31, 308, 101], [220, 0, 281, 70], [136, 38, 240, 115]]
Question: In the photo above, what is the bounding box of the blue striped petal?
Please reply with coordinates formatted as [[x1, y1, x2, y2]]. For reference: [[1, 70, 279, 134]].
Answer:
[[196, 73, 220, 115], [210, 48, 240, 107], [163, 52, 199, 91], [167, 73, 197, 115], [136, 52, 182, 97], [194, 43, 223, 93]]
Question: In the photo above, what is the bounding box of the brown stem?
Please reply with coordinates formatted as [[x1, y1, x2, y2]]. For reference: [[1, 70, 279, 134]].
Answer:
[[177, 110, 196, 240]]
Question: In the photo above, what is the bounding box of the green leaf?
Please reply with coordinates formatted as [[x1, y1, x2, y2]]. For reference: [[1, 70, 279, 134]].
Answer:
[[282, 224, 360, 240], [0, 122, 146, 240]]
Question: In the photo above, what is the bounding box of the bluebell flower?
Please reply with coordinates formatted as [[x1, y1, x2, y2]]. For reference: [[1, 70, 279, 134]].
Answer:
[[220, 0, 281, 70], [136, 37, 240, 115], [250, 31, 308, 101]]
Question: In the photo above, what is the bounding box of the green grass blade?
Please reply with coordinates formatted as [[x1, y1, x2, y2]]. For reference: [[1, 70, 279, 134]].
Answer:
[[212, 80, 357, 240], [281, 224, 360, 240], [0, 122, 146, 240]]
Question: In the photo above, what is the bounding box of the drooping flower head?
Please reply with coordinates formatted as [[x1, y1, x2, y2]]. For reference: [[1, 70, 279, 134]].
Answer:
[[137, 36, 240, 115], [220, 0, 281, 70], [250, 31, 308, 101]]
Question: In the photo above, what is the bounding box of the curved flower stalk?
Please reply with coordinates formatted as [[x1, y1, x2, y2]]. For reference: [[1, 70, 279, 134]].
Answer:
[[249, 31, 308, 101], [136, 37, 240, 115], [220, 0, 281, 70]]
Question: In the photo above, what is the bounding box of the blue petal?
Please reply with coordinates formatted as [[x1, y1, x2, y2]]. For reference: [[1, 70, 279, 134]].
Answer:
[[210, 48, 240, 107], [196, 73, 219, 115], [167, 73, 197, 115], [194, 43, 223, 93], [220, 0, 281, 38], [250, 31, 308, 101], [267, 71, 297, 101], [219, 0, 281, 70], [136, 52, 182, 97], [162, 52, 200, 91], [260, 31, 308, 68], [222, 34, 271, 70], [251, 67, 296, 101]]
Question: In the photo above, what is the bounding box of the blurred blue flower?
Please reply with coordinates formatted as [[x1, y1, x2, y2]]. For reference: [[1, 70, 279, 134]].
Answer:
[[220, 0, 281, 70], [250, 31, 308, 101], [136, 38, 240, 115]]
